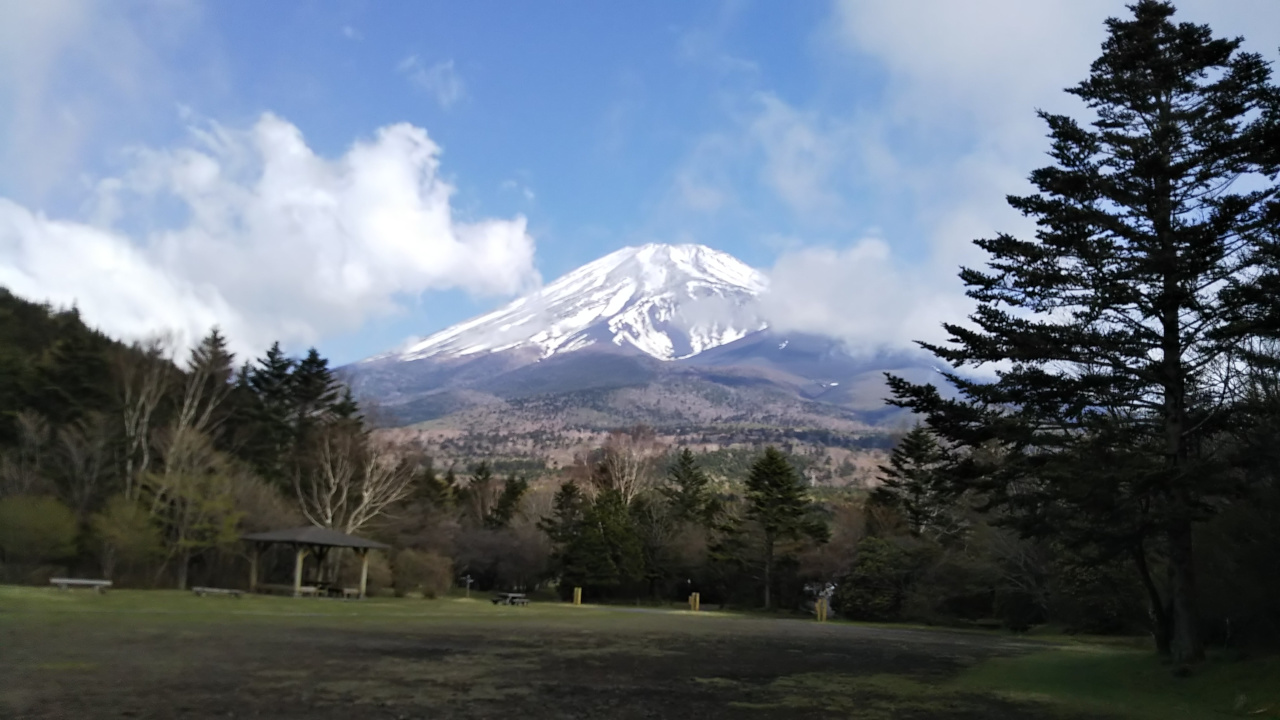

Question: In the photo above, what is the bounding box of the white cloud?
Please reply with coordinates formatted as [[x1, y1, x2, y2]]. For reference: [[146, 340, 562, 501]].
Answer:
[[0, 113, 539, 357], [398, 56, 465, 109], [754, 0, 1280, 355], [748, 94, 850, 216], [760, 239, 968, 356], [341, 25, 362, 41]]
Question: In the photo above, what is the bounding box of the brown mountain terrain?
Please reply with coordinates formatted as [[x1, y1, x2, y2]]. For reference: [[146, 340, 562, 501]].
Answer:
[[349, 332, 941, 487]]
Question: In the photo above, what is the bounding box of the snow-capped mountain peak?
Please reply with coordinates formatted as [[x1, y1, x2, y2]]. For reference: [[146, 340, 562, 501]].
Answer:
[[374, 243, 769, 363]]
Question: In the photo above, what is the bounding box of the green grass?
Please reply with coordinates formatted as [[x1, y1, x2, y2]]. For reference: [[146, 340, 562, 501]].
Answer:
[[956, 645, 1280, 719], [4, 584, 1279, 719]]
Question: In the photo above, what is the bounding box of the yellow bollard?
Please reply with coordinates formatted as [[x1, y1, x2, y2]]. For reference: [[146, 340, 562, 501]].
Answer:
[[695, 592, 701, 611], [573, 586, 582, 606], [816, 597, 827, 622]]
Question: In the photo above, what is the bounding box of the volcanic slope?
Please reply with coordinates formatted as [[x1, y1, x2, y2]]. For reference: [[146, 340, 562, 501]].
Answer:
[[346, 243, 936, 483]]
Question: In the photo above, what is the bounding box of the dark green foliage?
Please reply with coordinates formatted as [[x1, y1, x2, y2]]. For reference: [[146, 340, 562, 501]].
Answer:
[[1046, 554, 1149, 636], [291, 348, 343, 430], [744, 446, 828, 609], [885, 1, 1280, 663], [230, 342, 362, 487], [539, 484, 644, 600], [871, 426, 959, 541], [832, 537, 916, 622], [539, 482, 587, 548], [409, 456, 456, 510], [486, 475, 529, 529], [0, 290, 123, 445], [235, 342, 296, 484], [662, 448, 717, 524], [0, 495, 78, 563], [458, 461, 496, 526]]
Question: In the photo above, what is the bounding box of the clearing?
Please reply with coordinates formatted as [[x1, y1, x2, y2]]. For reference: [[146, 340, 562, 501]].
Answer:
[[0, 587, 1275, 719]]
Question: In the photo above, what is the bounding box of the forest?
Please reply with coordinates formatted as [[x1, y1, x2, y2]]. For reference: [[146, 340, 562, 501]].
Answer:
[[2, 1, 1280, 669]]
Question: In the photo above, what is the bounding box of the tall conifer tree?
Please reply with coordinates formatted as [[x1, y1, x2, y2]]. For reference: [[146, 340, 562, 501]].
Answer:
[[744, 447, 826, 609], [887, 1, 1280, 662], [662, 448, 717, 524], [872, 425, 956, 540]]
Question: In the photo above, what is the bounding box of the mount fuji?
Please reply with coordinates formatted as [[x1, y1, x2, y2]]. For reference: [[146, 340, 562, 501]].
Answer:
[[369, 243, 769, 364], [344, 244, 938, 444]]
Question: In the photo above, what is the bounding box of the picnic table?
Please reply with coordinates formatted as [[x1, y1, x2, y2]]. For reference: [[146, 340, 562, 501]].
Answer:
[[50, 578, 112, 593], [492, 592, 530, 606]]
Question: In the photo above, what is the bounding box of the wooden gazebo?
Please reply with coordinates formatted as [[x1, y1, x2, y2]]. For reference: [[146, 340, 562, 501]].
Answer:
[[242, 526, 389, 599]]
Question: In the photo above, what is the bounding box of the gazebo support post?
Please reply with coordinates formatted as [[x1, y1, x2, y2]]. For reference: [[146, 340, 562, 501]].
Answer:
[[241, 528, 389, 597], [359, 549, 370, 599], [249, 544, 259, 593], [292, 545, 307, 598]]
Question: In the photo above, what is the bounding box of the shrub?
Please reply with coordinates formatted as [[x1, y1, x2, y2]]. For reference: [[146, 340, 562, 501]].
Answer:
[[832, 537, 917, 621], [339, 550, 392, 595], [1046, 557, 1147, 635], [90, 494, 163, 577], [392, 549, 453, 599], [0, 495, 77, 563]]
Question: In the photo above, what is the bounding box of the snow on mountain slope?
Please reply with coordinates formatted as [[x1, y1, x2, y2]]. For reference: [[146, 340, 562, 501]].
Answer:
[[372, 243, 769, 363]]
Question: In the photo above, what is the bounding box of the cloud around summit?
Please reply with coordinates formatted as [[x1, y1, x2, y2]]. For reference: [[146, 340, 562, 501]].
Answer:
[[0, 114, 539, 358]]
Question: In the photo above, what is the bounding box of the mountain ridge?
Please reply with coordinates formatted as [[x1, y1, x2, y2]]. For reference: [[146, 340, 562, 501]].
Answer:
[[344, 243, 938, 484], [365, 243, 769, 364]]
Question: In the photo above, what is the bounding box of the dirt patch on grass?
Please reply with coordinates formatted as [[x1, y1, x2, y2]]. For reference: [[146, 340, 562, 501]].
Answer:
[[0, 597, 1090, 719]]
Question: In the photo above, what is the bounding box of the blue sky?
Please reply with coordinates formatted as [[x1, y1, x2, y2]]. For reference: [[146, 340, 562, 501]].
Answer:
[[1, 1, 1278, 366]]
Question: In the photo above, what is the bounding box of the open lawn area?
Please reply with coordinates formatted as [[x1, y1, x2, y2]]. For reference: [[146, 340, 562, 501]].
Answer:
[[1, 586, 1276, 720]]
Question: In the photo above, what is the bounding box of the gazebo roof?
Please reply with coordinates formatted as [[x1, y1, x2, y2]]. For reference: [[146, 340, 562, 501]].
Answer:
[[242, 526, 389, 550]]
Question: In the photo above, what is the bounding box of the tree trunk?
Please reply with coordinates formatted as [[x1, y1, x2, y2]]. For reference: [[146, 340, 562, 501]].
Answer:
[[1168, 519, 1204, 664], [176, 548, 190, 591], [763, 534, 774, 610], [1131, 542, 1171, 656]]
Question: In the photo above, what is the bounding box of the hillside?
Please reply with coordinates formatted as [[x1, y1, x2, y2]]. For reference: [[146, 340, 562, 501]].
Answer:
[[344, 244, 942, 485]]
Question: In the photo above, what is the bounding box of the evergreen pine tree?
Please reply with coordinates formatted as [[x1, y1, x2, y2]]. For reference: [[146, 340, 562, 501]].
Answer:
[[177, 328, 236, 440], [744, 446, 827, 609], [242, 342, 297, 486], [290, 348, 342, 433], [539, 481, 586, 548], [460, 461, 496, 526], [486, 475, 529, 529], [872, 426, 957, 540], [411, 456, 455, 509], [662, 448, 717, 524], [886, 1, 1280, 663]]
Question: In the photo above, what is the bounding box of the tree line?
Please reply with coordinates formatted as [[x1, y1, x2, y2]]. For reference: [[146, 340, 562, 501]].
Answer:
[[0, 293, 408, 591]]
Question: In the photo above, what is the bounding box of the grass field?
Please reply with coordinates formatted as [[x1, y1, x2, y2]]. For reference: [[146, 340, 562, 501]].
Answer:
[[1, 586, 1276, 719]]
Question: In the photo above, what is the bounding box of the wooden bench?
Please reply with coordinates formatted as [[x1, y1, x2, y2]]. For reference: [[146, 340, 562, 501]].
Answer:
[[50, 578, 111, 594], [341, 587, 361, 599], [192, 586, 243, 598], [492, 592, 529, 606], [257, 583, 320, 597]]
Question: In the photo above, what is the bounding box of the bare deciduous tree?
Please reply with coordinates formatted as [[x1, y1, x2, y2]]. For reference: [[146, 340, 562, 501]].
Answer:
[[0, 410, 53, 496], [295, 426, 413, 536], [171, 329, 235, 450], [116, 334, 175, 500], [595, 425, 664, 506], [55, 412, 112, 518]]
